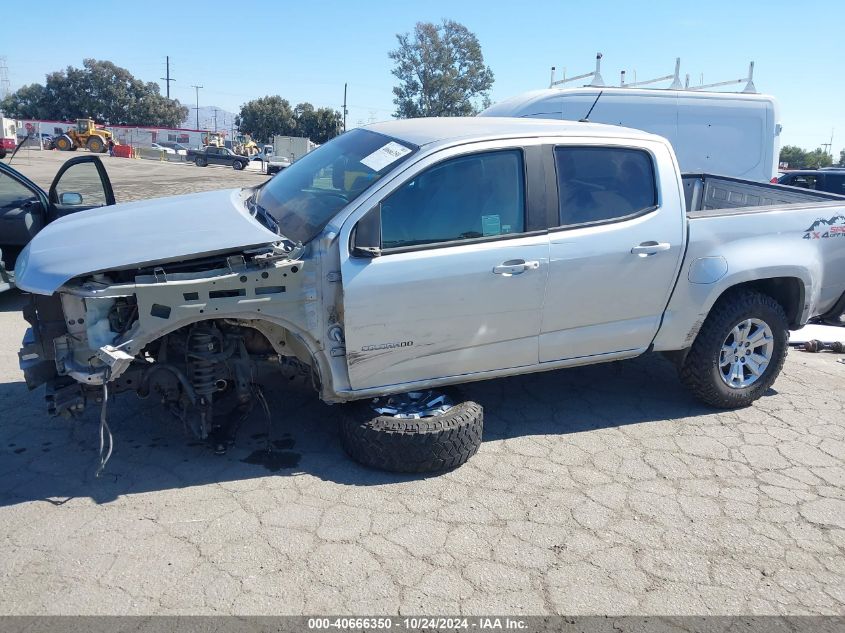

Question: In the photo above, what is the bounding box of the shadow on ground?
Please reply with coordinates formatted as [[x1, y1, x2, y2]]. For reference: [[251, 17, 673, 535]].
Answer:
[[0, 350, 731, 507], [0, 289, 26, 313]]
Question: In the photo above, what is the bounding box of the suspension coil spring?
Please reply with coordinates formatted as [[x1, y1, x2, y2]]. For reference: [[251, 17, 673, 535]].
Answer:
[[188, 328, 219, 399]]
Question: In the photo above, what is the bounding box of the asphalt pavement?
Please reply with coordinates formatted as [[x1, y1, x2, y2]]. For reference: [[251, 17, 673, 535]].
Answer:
[[0, 151, 843, 615]]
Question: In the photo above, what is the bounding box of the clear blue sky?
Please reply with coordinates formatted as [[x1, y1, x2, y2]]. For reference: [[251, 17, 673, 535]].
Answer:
[[3, 0, 842, 153]]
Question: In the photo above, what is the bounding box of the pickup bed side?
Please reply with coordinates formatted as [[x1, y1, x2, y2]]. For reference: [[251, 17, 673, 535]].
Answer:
[[653, 175, 845, 353]]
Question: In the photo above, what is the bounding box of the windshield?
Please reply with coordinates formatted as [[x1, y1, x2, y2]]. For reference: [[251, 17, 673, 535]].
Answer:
[[256, 129, 417, 243]]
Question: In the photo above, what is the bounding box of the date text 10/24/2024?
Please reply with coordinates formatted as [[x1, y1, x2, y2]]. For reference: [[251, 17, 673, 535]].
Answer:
[[307, 617, 529, 630]]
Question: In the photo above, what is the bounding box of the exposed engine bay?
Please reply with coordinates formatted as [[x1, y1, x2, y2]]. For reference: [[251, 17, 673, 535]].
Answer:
[[18, 246, 327, 464]]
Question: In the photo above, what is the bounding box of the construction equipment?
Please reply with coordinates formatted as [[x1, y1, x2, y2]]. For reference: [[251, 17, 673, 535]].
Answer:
[[53, 119, 113, 153], [233, 134, 259, 157], [202, 131, 226, 148]]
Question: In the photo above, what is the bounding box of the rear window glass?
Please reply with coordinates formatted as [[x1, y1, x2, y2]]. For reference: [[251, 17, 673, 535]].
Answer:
[[555, 147, 657, 226]]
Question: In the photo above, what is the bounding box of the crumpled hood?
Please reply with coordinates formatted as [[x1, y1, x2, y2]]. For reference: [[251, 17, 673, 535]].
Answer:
[[15, 188, 280, 295]]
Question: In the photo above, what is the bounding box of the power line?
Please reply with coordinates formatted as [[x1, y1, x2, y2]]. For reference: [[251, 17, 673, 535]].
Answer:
[[0, 57, 10, 100], [160, 56, 174, 99], [191, 84, 203, 130]]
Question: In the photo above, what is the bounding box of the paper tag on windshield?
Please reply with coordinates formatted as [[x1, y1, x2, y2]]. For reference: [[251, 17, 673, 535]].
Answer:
[[360, 142, 412, 172]]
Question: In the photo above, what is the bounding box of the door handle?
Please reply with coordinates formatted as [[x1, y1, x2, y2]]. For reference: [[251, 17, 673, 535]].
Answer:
[[631, 241, 671, 256], [493, 259, 540, 275]]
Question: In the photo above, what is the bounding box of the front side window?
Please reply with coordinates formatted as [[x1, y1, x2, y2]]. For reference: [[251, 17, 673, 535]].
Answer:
[[380, 150, 525, 249], [53, 162, 107, 207], [555, 146, 657, 226]]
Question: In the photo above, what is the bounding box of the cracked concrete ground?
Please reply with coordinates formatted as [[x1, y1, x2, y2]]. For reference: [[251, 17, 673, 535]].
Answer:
[[1, 153, 843, 615]]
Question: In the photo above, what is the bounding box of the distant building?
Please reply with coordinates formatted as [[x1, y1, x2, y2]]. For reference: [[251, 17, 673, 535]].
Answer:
[[16, 118, 212, 148]]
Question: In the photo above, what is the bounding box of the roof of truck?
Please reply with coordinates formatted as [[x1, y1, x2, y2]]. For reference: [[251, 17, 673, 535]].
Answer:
[[365, 116, 663, 148]]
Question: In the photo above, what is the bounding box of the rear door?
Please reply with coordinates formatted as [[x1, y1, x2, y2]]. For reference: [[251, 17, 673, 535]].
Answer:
[[0, 163, 49, 281], [539, 140, 685, 362], [341, 142, 550, 390], [48, 155, 116, 221], [821, 173, 845, 195]]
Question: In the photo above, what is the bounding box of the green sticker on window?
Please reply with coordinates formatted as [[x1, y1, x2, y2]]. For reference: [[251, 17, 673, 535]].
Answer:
[[481, 214, 501, 236]]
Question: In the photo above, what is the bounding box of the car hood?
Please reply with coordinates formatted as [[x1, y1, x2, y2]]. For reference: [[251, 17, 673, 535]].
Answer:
[[15, 188, 280, 295]]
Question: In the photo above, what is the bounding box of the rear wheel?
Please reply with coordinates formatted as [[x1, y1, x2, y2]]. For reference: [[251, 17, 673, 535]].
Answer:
[[195, 157, 207, 167], [340, 389, 483, 473], [54, 135, 73, 151], [679, 290, 789, 408], [86, 136, 105, 153]]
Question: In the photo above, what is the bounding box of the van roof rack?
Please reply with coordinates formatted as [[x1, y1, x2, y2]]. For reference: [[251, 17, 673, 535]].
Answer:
[[549, 54, 758, 94]]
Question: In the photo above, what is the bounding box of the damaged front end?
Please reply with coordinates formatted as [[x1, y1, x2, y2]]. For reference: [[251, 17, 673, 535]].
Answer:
[[18, 247, 321, 454]]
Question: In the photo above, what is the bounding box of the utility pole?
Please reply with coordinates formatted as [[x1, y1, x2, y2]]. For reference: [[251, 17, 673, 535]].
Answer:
[[191, 84, 203, 129], [342, 83, 348, 133], [212, 108, 218, 132], [160, 56, 174, 99]]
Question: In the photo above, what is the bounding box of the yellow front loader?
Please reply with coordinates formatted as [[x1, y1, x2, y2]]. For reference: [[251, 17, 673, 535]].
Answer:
[[54, 119, 113, 153]]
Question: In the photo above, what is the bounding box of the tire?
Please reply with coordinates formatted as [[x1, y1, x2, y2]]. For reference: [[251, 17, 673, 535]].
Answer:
[[232, 160, 245, 171], [195, 157, 207, 167], [340, 390, 483, 473], [87, 137, 104, 153], [679, 289, 789, 408], [55, 135, 73, 151]]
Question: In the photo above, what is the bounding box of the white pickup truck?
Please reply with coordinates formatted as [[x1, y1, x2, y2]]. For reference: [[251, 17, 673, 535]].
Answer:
[[13, 118, 845, 472]]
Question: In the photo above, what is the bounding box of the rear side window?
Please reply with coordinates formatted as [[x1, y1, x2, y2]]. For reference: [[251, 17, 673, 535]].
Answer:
[[823, 174, 845, 194], [381, 149, 525, 249], [554, 147, 657, 226], [787, 174, 818, 190]]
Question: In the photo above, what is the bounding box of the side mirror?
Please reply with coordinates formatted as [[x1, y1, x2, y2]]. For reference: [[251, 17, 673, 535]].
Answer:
[[351, 205, 382, 258], [58, 192, 83, 205]]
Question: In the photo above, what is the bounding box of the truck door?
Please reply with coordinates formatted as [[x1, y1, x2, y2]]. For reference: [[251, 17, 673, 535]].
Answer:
[[539, 142, 685, 362], [47, 155, 116, 221], [341, 145, 549, 391]]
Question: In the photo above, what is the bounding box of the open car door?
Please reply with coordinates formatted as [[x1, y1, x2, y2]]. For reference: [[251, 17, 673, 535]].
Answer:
[[47, 155, 115, 222], [0, 162, 51, 291], [0, 155, 115, 290]]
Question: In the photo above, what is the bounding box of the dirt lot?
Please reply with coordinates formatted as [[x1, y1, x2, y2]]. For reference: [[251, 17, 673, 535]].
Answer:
[[0, 152, 843, 615]]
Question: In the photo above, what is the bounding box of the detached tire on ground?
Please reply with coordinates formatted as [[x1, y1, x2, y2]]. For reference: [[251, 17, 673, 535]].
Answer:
[[340, 390, 483, 473], [679, 289, 789, 409]]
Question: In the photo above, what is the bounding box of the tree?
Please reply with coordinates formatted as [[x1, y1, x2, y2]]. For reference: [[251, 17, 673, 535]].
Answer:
[[839, 149, 845, 167], [236, 96, 295, 143], [294, 102, 342, 143], [803, 148, 833, 169], [779, 145, 807, 169], [0, 59, 187, 127], [389, 20, 494, 118], [237, 98, 341, 144]]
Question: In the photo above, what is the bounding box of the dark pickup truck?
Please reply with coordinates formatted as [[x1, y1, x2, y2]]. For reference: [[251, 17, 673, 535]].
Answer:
[[187, 146, 249, 170]]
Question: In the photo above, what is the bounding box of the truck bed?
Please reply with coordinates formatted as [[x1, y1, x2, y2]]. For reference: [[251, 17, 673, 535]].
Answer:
[[678, 174, 845, 324], [682, 173, 845, 216]]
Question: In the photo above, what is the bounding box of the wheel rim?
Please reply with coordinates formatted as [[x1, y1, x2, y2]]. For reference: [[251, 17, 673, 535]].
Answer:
[[718, 318, 774, 389], [371, 391, 454, 419]]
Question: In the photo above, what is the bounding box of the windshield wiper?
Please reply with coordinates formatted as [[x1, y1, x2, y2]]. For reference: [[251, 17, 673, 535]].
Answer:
[[247, 193, 281, 234], [246, 192, 303, 255]]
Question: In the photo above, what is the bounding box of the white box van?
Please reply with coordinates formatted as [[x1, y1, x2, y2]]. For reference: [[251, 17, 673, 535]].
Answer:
[[480, 87, 781, 182]]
